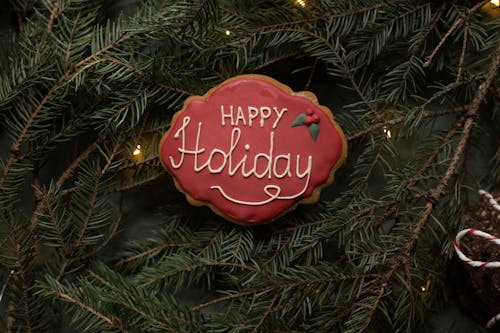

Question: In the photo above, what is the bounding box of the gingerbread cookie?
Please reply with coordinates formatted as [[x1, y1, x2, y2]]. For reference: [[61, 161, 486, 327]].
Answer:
[[159, 74, 347, 225]]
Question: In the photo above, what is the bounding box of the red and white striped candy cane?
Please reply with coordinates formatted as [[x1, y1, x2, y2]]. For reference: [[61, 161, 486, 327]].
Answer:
[[453, 189, 500, 329]]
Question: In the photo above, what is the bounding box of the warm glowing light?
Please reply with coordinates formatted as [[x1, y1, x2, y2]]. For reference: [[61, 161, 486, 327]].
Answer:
[[133, 144, 142, 156], [382, 125, 392, 139], [491, 0, 499, 7], [225, 30, 231, 36], [294, 0, 307, 7], [420, 280, 431, 293]]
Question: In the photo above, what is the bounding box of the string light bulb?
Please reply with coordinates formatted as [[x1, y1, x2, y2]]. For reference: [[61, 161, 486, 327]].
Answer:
[[294, 0, 307, 7], [420, 279, 431, 293], [133, 144, 142, 156], [225, 30, 231, 36], [382, 125, 392, 139], [491, 0, 499, 7]]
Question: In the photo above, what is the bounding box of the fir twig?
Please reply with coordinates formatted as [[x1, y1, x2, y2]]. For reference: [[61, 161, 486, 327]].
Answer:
[[456, 20, 468, 84], [347, 106, 468, 141], [54, 292, 125, 331], [115, 243, 190, 267], [423, 0, 489, 68], [375, 41, 500, 329]]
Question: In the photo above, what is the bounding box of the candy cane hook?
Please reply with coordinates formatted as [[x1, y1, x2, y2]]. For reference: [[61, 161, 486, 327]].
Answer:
[[453, 190, 500, 329]]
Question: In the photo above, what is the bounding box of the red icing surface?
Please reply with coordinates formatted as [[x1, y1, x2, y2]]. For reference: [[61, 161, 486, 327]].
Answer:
[[160, 75, 347, 224]]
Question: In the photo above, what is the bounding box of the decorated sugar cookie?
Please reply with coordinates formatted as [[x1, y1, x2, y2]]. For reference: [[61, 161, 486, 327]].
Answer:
[[159, 75, 347, 225]]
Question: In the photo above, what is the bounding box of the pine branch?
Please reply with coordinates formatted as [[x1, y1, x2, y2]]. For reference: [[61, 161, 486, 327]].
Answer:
[[46, 0, 60, 35], [403, 119, 463, 189], [86, 267, 199, 331], [115, 243, 190, 267], [54, 292, 125, 331], [251, 293, 279, 333], [64, 11, 81, 65], [1, 26, 132, 190], [251, 51, 303, 71], [197, 226, 224, 256], [1, 1, 498, 331], [423, 0, 489, 68], [420, 74, 483, 110], [346, 106, 468, 141], [36, 186, 70, 256], [108, 173, 162, 193], [281, 27, 375, 112], [143, 261, 258, 286], [31, 140, 99, 226], [71, 175, 99, 253], [362, 41, 500, 331], [456, 19, 469, 84], [190, 287, 271, 311]]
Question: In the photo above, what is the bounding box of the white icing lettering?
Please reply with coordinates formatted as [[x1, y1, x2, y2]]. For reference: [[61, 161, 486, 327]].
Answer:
[[273, 154, 292, 178], [169, 116, 191, 168], [211, 161, 311, 205], [253, 132, 274, 179], [248, 107, 259, 127], [193, 122, 208, 172], [167, 119, 313, 205], [260, 106, 271, 127], [228, 128, 246, 176], [220, 105, 287, 128], [207, 149, 227, 173], [235, 106, 247, 126], [221, 105, 233, 126], [272, 107, 287, 128]]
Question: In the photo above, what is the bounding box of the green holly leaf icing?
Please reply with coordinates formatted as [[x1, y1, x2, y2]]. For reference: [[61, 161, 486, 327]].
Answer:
[[309, 123, 320, 141], [291, 113, 306, 127]]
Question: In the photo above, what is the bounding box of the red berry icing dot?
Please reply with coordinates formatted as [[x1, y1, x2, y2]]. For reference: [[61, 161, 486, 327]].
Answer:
[[304, 115, 313, 125], [306, 108, 314, 116]]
